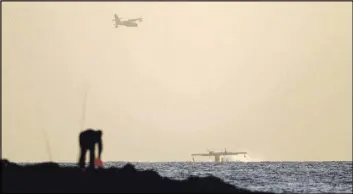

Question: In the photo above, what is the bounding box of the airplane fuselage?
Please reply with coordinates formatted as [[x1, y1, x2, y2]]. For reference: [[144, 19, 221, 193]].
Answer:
[[121, 21, 138, 27], [114, 21, 138, 28]]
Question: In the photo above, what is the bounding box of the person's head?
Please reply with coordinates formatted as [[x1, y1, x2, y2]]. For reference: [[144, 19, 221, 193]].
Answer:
[[96, 129, 103, 137]]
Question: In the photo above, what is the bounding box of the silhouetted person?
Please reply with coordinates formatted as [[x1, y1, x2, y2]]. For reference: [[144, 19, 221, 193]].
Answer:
[[78, 129, 103, 169]]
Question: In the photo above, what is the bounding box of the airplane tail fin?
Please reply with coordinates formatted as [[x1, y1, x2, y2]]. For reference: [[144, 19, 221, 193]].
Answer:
[[113, 14, 121, 26]]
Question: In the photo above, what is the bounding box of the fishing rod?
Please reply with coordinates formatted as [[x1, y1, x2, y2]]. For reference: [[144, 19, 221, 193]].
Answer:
[[80, 85, 89, 132], [36, 102, 53, 162]]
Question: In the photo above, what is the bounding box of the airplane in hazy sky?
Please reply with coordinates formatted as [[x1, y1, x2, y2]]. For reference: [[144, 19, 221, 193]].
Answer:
[[191, 149, 247, 162], [112, 14, 143, 28]]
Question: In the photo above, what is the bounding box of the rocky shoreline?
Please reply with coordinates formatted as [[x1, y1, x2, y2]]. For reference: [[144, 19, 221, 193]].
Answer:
[[2, 159, 271, 193]]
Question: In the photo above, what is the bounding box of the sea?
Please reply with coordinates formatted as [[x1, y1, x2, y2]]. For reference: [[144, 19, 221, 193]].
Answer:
[[54, 161, 353, 193]]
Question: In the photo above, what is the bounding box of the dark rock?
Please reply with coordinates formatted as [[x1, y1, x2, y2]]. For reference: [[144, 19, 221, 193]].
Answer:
[[2, 159, 272, 193]]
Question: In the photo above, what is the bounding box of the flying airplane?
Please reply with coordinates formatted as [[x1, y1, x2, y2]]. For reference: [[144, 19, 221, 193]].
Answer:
[[191, 149, 247, 162], [112, 14, 142, 28]]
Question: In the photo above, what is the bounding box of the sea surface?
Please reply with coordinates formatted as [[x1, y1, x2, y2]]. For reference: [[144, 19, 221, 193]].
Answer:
[[34, 161, 353, 193]]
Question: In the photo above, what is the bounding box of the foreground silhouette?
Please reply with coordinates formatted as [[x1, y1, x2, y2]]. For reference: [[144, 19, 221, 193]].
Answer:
[[79, 129, 103, 169], [2, 159, 272, 193]]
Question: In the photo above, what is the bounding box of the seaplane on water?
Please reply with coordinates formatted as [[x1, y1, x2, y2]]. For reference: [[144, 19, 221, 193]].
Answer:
[[112, 14, 143, 28], [191, 149, 248, 162]]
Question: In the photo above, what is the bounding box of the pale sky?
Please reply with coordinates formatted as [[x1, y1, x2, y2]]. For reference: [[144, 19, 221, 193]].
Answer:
[[2, 2, 352, 163]]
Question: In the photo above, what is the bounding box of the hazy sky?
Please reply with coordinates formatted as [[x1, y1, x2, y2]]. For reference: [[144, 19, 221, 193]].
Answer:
[[2, 2, 352, 162]]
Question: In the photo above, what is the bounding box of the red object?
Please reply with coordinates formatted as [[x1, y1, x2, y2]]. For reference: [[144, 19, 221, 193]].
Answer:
[[94, 158, 104, 168]]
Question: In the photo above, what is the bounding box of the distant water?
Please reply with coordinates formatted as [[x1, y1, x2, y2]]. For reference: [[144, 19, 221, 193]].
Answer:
[[34, 161, 353, 193]]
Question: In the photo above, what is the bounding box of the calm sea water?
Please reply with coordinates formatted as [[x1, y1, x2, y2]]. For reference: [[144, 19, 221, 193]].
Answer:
[[44, 162, 353, 193]]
